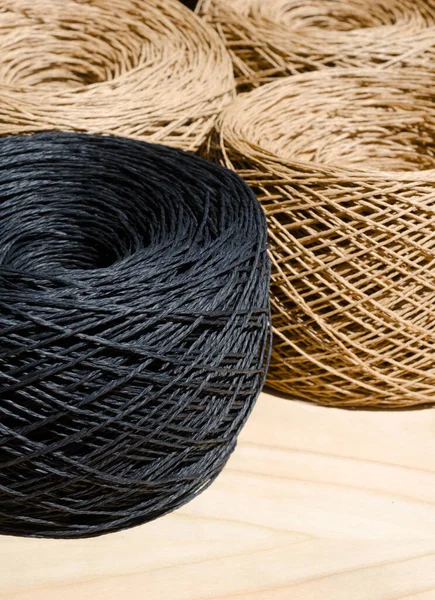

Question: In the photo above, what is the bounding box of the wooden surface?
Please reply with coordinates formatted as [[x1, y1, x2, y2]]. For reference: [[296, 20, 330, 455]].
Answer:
[[1, 391, 435, 600]]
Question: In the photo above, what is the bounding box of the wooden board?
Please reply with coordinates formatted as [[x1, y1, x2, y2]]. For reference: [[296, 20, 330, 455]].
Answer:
[[1, 391, 435, 600]]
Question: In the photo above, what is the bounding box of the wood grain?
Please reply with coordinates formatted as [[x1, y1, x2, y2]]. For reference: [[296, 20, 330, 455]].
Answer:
[[1, 392, 435, 600]]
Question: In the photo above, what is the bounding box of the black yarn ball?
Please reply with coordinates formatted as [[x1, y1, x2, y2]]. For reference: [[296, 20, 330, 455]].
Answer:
[[0, 132, 270, 539]]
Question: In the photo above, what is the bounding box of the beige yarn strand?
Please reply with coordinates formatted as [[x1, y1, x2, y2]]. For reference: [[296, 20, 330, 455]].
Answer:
[[204, 68, 435, 408], [0, 0, 235, 151]]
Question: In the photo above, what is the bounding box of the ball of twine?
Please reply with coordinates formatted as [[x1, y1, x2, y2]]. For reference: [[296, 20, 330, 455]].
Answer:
[[0, 131, 270, 538], [204, 68, 435, 408], [197, 0, 435, 90], [0, 0, 234, 151]]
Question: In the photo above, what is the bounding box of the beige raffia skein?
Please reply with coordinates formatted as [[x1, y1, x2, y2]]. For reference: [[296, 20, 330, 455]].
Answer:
[[0, 0, 234, 151], [204, 68, 435, 408], [197, 0, 435, 90]]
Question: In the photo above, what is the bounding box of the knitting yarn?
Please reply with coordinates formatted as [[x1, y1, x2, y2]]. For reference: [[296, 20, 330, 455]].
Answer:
[[0, 0, 234, 151], [0, 131, 270, 538], [204, 68, 435, 408], [197, 0, 435, 90]]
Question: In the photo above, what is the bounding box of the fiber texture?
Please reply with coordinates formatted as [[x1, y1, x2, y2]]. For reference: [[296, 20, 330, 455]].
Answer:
[[0, 131, 270, 538], [197, 0, 435, 90], [0, 0, 234, 151], [204, 68, 435, 408]]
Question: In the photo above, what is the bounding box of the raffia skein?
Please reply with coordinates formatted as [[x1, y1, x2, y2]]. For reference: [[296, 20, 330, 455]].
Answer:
[[197, 0, 435, 90], [0, 131, 270, 538], [204, 68, 435, 408], [0, 0, 234, 151]]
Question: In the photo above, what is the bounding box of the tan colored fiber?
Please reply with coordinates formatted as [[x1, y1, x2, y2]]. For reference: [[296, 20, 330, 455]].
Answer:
[[0, 0, 234, 151], [197, 0, 435, 90], [204, 68, 435, 408]]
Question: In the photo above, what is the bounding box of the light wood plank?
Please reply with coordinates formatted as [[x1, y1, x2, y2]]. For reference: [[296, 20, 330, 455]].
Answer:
[[1, 392, 435, 600]]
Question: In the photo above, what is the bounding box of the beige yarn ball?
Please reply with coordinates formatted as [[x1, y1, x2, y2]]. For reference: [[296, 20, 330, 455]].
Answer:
[[197, 0, 435, 90], [0, 0, 235, 150], [204, 68, 435, 408]]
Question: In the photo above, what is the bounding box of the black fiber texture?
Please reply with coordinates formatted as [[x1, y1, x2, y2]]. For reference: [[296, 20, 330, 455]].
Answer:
[[0, 132, 271, 538]]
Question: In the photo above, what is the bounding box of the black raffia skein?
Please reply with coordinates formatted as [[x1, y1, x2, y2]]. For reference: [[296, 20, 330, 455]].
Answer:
[[0, 131, 270, 539]]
